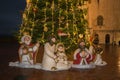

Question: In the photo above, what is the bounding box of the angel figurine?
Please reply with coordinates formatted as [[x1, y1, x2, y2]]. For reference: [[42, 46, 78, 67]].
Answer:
[[94, 45, 107, 66], [89, 38, 107, 66]]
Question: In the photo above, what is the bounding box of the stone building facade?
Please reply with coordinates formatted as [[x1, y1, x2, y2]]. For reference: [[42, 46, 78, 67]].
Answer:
[[88, 0, 120, 45]]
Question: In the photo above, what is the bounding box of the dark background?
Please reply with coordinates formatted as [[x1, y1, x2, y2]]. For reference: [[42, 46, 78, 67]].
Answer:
[[0, 0, 26, 36]]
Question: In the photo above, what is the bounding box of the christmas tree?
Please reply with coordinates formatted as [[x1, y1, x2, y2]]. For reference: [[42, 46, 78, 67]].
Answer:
[[17, 0, 89, 53]]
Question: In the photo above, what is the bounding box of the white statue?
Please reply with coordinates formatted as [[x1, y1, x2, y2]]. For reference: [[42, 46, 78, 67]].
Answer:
[[9, 34, 41, 69], [41, 35, 57, 71], [94, 45, 107, 66], [89, 39, 107, 66], [19, 35, 39, 64]]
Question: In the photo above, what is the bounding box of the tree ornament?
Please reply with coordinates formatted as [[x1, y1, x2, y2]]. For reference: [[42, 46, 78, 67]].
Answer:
[[73, 32, 77, 36], [43, 25, 48, 32], [44, 26, 48, 32], [61, 16, 65, 20], [58, 28, 68, 37], [26, 0, 31, 4], [23, 13, 27, 20], [77, 5, 81, 10], [33, 7, 38, 13], [23, 32, 30, 36], [79, 34, 83, 38], [67, 32, 70, 38]]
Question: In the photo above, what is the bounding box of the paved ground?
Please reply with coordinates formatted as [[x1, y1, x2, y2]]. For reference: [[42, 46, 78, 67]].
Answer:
[[0, 42, 120, 80]]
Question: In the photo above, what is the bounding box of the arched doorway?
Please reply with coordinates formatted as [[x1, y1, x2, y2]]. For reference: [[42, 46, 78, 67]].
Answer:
[[105, 34, 110, 45]]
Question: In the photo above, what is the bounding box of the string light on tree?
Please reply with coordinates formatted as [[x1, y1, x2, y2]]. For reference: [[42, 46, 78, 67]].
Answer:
[[18, 0, 89, 53]]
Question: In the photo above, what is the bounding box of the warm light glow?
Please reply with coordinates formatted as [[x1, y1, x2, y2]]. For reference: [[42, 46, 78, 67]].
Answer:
[[117, 57, 120, 72], [79, 34, 83, 38], [26, 0, 31, 3]]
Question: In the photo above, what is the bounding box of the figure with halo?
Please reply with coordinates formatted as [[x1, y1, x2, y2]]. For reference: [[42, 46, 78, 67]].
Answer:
[[55, 43, 72, 70]]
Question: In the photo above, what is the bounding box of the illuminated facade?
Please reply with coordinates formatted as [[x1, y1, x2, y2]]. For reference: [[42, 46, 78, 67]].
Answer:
[[88, 0, 120, 45]]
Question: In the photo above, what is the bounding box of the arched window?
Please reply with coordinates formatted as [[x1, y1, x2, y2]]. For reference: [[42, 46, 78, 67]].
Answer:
[[97, 15, 104, 26]]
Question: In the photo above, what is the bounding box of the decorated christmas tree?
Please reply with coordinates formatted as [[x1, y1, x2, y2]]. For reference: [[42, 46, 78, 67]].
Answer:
[[17, 0, 89, 53]]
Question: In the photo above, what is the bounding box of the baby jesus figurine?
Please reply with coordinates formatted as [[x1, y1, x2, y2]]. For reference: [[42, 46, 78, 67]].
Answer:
[[55, 43, 68, 64], [55, 43, 71, 70]]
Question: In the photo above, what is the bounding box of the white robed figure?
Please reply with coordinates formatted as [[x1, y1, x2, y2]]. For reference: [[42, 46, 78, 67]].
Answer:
[[41, 36, 72, 71], [41, 35, 57, 71]]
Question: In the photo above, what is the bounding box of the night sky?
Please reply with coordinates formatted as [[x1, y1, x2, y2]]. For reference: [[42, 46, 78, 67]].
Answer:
[[0, 0, 26, 36]]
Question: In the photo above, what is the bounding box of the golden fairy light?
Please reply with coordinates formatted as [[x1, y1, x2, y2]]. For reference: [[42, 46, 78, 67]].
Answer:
[[26, 0, 31, 4], [42, 2, 47, 33], [79, 34, 83, 38], [51, 0, 55, 33], [43, 24, 48, 32], [58, 0, 61, 28], [65, 0, 69, 29]]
